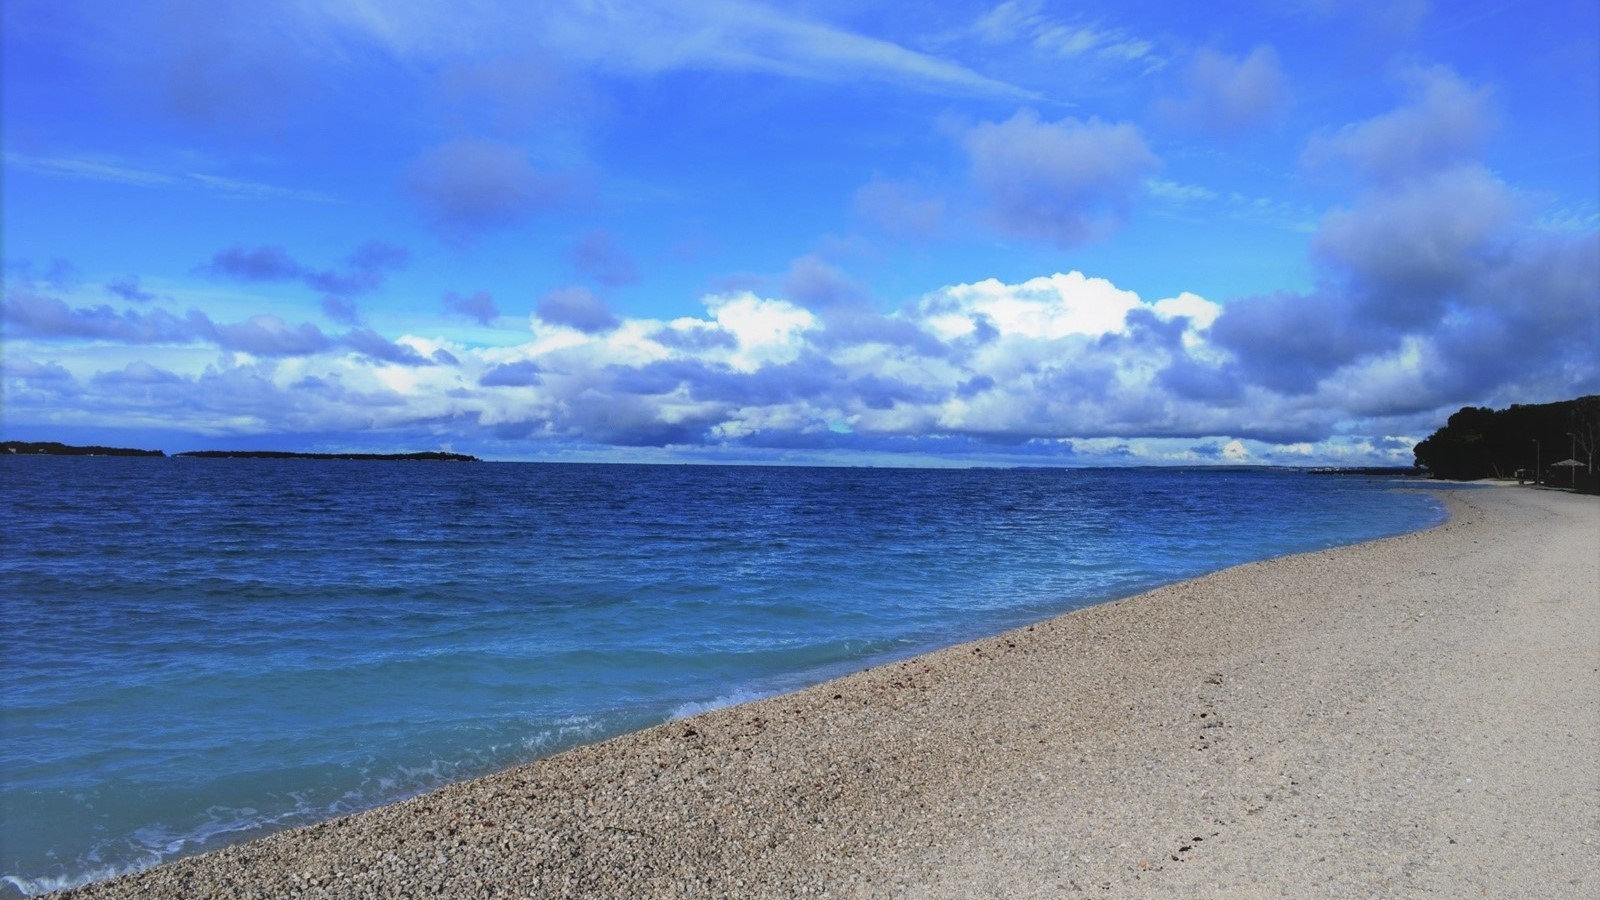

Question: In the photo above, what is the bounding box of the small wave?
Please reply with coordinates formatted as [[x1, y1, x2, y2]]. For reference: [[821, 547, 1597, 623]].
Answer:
[[670, 689, 772, 719], [2, 859, 155, 898]]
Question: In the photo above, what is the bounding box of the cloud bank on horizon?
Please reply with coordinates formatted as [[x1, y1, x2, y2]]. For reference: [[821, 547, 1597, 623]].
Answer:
[[3, 0, 1597, 465]]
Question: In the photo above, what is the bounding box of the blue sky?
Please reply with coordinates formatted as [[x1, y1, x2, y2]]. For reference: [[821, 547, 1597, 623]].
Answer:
[[3, 0, 1597, 465]]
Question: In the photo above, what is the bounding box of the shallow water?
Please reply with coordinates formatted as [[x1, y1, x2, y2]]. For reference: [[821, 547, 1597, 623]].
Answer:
[[0, 460, 1444, 895]]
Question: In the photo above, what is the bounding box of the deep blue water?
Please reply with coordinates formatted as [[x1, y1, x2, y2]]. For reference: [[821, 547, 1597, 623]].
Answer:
[[0, 460, 1444, 895]]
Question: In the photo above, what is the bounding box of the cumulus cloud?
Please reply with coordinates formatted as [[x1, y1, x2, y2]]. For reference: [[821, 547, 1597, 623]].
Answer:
[[105, 276, 159, 303], [406, 139, 578, 235], [199, 241, 410, 300], [444, 290, 500, 325], [12, 254, 1581, 463], [2, 287, 206, 343], [479, 360, 543, 387], [1303, 65, 1495, 183], [0, 284, 436, 368], [1159, 46, 1287, 137], [963, 110, 1159, 247], [1311, 166, 1517, 322], [342, 328, 433, 366], [535, 286, 620, 333], [209, 315, 334, 357], [1202, 65, 1597, 407]]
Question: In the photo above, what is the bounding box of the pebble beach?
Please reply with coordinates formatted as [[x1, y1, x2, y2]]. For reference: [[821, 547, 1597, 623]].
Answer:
[[54, 485, 1599, 899]]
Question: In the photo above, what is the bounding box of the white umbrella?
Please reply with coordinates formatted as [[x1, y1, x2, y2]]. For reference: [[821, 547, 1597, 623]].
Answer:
[[1553, 458, 1584, 486]]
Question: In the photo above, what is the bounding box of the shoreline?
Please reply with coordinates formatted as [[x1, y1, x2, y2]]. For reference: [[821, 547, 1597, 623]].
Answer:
[[54, 486, 1598, 898]]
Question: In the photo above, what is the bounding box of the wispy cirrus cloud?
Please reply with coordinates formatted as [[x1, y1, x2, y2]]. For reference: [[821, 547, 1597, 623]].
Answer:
[[4, 153, 335, 202], [530, 0, 1030, 98], [971, 1, 1160, 68]]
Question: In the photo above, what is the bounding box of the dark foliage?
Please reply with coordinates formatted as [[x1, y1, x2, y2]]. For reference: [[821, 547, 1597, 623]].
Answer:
[[1413, 395, 1599, 489], [2, 440, 164, 457], [173, 450, 479, 461]]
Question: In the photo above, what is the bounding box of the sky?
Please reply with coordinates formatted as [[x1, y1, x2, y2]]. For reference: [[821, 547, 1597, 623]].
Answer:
[[2, 0, 1597, 466]]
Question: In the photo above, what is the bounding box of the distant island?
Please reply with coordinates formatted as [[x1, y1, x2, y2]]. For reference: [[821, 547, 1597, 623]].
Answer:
[[2, 441, 165, 457], [2, 441, 478, 462], [176, 450, 479, 462]]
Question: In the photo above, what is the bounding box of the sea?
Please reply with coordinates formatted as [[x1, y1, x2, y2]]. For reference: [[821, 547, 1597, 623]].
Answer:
[[0, 459, 1447, 896]]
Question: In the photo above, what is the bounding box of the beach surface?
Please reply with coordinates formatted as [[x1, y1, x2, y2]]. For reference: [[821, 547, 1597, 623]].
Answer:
[[57, 485, 1598, 899]]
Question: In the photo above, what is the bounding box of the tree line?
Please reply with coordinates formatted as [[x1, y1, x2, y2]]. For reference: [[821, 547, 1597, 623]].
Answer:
[[1412, 395, 1598, 489]]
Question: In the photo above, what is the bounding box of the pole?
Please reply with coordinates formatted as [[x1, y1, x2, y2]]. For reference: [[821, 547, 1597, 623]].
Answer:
[[1571, 433, 1579, 487], [1534, 438, 1541, 486]]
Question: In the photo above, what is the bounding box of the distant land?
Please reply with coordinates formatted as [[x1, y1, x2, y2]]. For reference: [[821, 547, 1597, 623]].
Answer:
[[1, 441, 165, 457], [176, 450, 479, 462], [2, 441, 478, 462]]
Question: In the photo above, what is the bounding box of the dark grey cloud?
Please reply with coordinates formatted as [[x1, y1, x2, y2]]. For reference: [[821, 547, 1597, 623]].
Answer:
[[780, 256, 947, 356], [202, 245, 302, 281], [1419, 231, 1600, 401], [957, 375, 996, 398], [303, 241, 410, 295], [321, 296, 362, 326], [105, 276, 159, 303], [91, 361, 187, 386], [2, 287, 207, 343], [570, 230, 638, 286], [556, 395, 722, 448], [1158, 355, 1243, 404], [963, 110, 1159, 247], [432, 348, 461, 366], [606, 356, 837, 407], [1209, 287, 1390, 394], [1210, 180, 1596, 402], [444, 290, 500, 325], [479, 360, 544, 387], [1202, 64, 1596, 411], [406, 139, 577, 235], [650, 324, 738, 351], [3, 284, 437, 367], [1311, 166, 1513, 323], [200, 241, 409, 300], [209, 316, 333, 357], [1158, 46, 1288, 137], [816, 309, 949, 357], [4, 357, 77, 381], [342, 328, 432, 366], [536, 286, 619, 333]]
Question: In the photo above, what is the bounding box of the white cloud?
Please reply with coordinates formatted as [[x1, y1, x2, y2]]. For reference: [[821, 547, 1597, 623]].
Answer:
[[704, 292, 817, 371], [926, 272, 1143, 339], [8, 253, 1592, 464]]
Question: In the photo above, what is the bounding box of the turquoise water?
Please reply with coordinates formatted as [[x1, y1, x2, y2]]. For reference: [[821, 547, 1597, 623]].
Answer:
[[0, 461, 1444, 895]]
